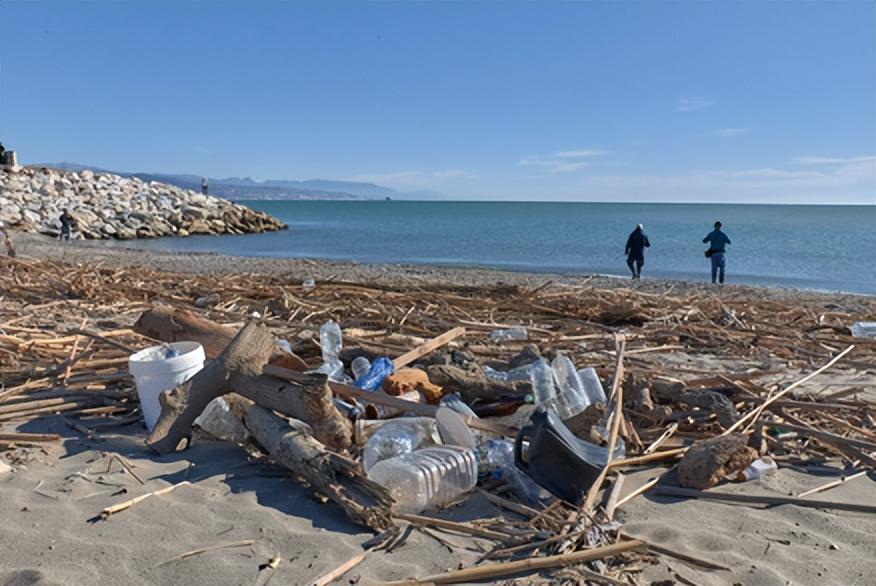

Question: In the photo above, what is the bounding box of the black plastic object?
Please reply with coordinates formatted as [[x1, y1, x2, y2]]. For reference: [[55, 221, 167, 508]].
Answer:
[[514, 408, 604, 504]]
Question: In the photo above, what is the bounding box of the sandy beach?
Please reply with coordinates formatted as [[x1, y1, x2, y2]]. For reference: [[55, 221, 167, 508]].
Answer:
[[1, 233, 875, 586]]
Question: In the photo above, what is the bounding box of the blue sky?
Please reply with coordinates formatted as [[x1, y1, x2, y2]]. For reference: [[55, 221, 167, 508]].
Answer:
[[1, 1, 874, 203]]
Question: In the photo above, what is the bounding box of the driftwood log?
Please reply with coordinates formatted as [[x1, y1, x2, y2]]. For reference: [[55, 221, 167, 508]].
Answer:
[[677, 433, 757, 489], [146, 321, 352, 454], [236, 399, 394, 532], [133, 304, 308, 370]]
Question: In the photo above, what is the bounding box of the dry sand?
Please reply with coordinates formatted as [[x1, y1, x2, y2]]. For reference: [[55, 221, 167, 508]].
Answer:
[[2, 233, 875, 586]]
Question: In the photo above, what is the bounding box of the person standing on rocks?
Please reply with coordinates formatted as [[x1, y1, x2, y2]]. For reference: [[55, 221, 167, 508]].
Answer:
[[703, 220, 731, 284], [624, 223, 651, 280], [201, 177, 209, 195], [0, 220, 14, 257], [59, 209, 75, 241]]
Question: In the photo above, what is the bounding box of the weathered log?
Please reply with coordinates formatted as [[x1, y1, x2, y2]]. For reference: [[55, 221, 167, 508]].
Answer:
[[147, 321, 352, 454], [677, 433, 756, 489], [133, 304, 308, 370], [238, 400, 393, 532]]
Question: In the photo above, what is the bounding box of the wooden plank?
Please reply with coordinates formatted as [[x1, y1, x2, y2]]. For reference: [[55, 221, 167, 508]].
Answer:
[[393, 327, 466, 369], [655, 485, 876, 514]]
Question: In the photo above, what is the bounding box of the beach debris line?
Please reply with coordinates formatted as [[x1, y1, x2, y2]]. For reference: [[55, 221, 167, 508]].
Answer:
[[0, 255, 874, 583]]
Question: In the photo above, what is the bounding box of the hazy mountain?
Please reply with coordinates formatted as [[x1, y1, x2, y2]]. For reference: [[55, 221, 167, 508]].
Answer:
[[34, 163, 438, 201]]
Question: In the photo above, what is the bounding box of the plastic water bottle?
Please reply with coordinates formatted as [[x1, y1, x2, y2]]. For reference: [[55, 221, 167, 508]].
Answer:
[[850, 322, 876, 339], [735, 456, 778, 481], [194, 397, 249, 444], [529, 358, 559, 410], [551, 354, 589, 418], [478, 438, 551, 506], [351, 356, 372, 380], [489, 326, 528, 343], [316, 321, 345, 381], [367, 447, 478, 513], [577, 367, 607, 404], [302, 278, 315, 291], [483, 362, 536, 382], [362, 417, 440, 472], [439, 393, 478, 419], [354, 356, 395, 391]]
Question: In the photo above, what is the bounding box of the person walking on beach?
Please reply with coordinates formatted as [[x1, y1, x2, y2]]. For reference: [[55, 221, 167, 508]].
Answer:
[[624, 223, 650, 280], [703, 221, 731, 284], [58, 209, 75, 241]]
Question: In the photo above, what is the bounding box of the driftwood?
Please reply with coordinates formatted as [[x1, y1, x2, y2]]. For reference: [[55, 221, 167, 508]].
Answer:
[[677, 434, 757, 489], [239, 400, 394, 531], [133, 304, 308, 370], [147, 321, 352, 454]]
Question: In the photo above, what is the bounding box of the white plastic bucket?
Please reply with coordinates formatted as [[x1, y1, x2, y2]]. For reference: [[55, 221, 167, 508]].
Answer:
[[128, 341, 206, 431]]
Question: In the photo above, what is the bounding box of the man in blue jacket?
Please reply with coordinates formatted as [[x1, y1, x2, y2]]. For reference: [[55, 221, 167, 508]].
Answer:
[[703, 221, 731, 284], [625, 224, 650, 280]]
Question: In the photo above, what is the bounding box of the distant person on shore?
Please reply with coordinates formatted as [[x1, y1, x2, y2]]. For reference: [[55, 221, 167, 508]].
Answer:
[[703, 221, 731, 284], [59, 209, 75, 241], [201, 177, 209, 195], [624, 223, 650, 280]]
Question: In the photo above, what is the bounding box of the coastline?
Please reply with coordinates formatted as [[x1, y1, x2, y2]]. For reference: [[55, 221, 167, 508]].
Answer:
[[11, 232, 874, 306], [1, 233, 875, 585]]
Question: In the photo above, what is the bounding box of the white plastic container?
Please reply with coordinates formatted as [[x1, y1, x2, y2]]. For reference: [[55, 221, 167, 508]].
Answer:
[[128, 342, 205, 431], [367, 446, 478, 513]]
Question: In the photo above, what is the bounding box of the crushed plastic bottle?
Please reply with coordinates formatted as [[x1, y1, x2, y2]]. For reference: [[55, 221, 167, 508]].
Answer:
[[439, 393, 478, 419], [577, 367, 607, 405], [316, 320, 344, 380], [362, 417, 440, 472], [351, 356, 372, 380], [551, 354, 590, 418], [194, 397, 249, 444], [354, 356, 395, 391], [529, 358, 590, 420], [850, 322, 876, 339], [302, 278, 315, 291], [367, 446, 478, 513], [734, 456, 778, 481], [478, 438, 552, 506], [489, 326, 528, 343], [483, 362, 536, 382]]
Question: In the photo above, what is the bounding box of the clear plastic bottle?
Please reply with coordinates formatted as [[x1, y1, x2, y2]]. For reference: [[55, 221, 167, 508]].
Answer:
[[529, 358, 559, 410], [194, 397, 249, 444], [362, 417, 440, 473], [489, 326, 528, 343], [351, 356, 371, 380], [316, 320, 344, 380], [367, 446, 478, 513], [735, 456, 778, 481], [478, 438, 551, 506], [551, 354, 589, 418], [577, 367, 607, 404], [850, 321, 876, 339], [483, 362, 536, 382]]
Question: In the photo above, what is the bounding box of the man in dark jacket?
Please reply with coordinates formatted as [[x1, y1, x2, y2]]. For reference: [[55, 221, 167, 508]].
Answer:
[[59, 209, 75, 241], [624, 224, 651, 280], [703, 221, 731, 284]]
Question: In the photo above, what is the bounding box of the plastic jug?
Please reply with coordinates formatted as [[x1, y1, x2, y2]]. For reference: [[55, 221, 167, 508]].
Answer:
[[515, 408, 623, 504]]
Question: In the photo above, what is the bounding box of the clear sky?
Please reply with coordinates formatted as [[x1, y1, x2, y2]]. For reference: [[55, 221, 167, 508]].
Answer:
[[1, 1, 874, 203]]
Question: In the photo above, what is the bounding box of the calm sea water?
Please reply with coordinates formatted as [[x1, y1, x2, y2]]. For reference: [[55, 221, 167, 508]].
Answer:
[[100, 201, 876, 294]]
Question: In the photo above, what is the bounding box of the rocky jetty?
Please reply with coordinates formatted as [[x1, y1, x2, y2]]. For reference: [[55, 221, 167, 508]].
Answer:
[[0, 166, 286, 239]]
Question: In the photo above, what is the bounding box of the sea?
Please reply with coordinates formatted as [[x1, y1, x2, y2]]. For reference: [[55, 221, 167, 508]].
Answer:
[[98, 201, 876, 295]]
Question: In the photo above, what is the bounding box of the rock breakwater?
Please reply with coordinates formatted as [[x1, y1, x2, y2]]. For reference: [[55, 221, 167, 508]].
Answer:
[[0, 167, 286, 239]]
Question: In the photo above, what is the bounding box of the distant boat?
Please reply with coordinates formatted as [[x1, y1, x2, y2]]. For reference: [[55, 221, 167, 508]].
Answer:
[[385, 196, 392, 201]]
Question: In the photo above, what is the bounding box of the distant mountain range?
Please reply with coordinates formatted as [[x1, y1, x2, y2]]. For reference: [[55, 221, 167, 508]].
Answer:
[[35, 163, 444, 201]]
